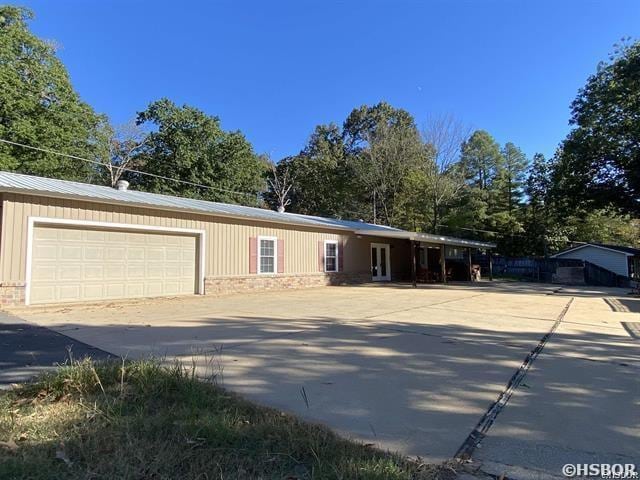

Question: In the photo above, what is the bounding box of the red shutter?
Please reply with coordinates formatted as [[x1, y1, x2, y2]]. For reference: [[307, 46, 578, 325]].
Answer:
[[249, 237, 258, 274], [338, 240, 344, 272], [318, 240, 325, 272], [277, 239, 285, 273]]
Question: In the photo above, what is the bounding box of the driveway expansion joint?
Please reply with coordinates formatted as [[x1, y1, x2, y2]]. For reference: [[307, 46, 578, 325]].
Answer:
[[454, 297, 575, 461]]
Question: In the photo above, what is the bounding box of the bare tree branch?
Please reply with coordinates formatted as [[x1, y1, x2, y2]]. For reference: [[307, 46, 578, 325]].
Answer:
[[267, 158, 295, 212], [421, 114, 471, 232], [99, 121, 148, 187]]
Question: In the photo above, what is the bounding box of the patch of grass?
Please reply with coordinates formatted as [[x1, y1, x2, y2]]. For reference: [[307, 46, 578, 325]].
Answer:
[[0, 358, 446, 479]]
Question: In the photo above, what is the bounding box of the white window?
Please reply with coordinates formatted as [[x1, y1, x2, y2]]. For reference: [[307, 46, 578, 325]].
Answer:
[[325, 240, 338, 272], [258, 236, 277, 274]]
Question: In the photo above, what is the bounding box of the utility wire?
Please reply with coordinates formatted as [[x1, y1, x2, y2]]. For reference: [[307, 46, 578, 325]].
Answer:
[[437, 224, 501, 235], [0, 138, 260, 199], [436, 224, 535, 239]]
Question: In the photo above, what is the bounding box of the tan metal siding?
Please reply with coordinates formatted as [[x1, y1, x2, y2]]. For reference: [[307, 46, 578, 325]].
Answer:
[[1, 194, 370, 282], [342, 235, 410, 278]]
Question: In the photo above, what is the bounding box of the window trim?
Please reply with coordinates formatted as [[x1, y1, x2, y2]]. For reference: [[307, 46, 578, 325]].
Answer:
[[324, 239, 339, 273], [257, 235, 278, 275]]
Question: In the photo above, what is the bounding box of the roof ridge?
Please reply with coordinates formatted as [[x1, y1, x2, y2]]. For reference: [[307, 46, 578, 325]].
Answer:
[[0, 170, 394, 231]]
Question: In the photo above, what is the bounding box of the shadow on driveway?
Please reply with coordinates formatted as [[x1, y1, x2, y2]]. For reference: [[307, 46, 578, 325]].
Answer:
[[0, 312, 115, 389]]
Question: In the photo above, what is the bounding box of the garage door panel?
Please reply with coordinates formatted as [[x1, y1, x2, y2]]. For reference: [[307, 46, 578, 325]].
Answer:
[[34, 245, 57, 260], [165, 265, 181, 277], [183, 265, 196, 277], [84, 284, 105, 299], [30, 225, 198, 305], [33, 265, 56, 281], [146, 248, 165, 261], [105, 247, 126, 260], [127, 247, 145, 261], [165, 236, 183, 246], [58, 285, 81, 300], [146, 235, 165, 245], [34, 228, 58, 240], [145, 282, 164, 296], [165, 248, 181, 261], [84, 265, 104, 280], [107, 231, 124, 242], [60, 229, 83, 241], [126, 283, 144, 296], [84, 246, 104, 261], [85, 230, 106, 242], [124, 232, 144, 244], [105, 284, 125, 297], [163, 282, 181, 295], [31, 285, 55, 301], [61, 246, 82, 260], [146, 264, 164, 278], [105, 265, 125, 279], [127, 265, 145, 278], [59, 265, 82, 281]]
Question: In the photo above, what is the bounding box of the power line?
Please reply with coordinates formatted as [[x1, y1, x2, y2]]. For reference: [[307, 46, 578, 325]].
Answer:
[[0, 138, 260, 199], [437, 224, 500, 235], [436, 224, 532, 239]]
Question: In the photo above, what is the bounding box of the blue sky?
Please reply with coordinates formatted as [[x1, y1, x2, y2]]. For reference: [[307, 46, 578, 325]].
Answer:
[[20, 0, 640, 160]]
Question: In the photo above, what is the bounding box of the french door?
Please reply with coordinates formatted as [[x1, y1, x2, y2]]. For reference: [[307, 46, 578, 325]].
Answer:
[[371, 243, 391, 281]]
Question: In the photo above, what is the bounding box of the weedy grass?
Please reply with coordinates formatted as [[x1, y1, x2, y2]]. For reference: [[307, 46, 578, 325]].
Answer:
[[0, 358, 448, 480]]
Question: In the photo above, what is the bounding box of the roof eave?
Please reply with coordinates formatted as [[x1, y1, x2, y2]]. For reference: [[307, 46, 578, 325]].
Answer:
[[354, 229, 496, 249], [552, 243, 634, 258]]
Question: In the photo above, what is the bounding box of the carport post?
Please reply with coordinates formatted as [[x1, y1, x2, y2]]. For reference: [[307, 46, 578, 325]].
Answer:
[[411, 240, 417, 288], [489, 250, 493, 281], [440, 244, 447, 283], [467, 247, 473, 281]]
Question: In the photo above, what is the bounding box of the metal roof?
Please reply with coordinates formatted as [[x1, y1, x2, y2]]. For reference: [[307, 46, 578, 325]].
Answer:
[[552, 243, 640, 258], [0, 171, 495, 248], [354, 228, 496, 249]]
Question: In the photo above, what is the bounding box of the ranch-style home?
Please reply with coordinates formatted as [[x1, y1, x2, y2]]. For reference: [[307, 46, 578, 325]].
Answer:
[[0, 171, 495, 306]]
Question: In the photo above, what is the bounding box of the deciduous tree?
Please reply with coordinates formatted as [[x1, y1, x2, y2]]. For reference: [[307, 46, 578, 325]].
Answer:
[[553, 41, 640, 214], [0, 6, 105, 180], [134, 99, 266, 205]]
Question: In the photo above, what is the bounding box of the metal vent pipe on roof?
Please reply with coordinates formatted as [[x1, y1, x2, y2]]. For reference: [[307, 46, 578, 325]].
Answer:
[[115, 180, 129, 191]]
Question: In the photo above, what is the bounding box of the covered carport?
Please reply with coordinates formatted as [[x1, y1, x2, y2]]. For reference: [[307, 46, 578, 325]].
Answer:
[[353, 228, 496, 286]]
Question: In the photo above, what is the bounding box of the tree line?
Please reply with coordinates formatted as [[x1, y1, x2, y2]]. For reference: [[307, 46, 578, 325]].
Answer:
[[1, 6, 639, 255]]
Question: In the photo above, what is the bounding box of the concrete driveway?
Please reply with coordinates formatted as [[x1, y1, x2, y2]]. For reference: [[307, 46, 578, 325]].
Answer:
[[12, 282, 640, 478]]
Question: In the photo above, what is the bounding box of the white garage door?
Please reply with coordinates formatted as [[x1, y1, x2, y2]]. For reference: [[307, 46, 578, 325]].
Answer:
[[29, 225, 198, 305]]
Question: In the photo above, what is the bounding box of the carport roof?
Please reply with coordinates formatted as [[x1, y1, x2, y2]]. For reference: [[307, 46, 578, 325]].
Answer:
[[354, 228, 496, 249], [0, 171, 495, 248]]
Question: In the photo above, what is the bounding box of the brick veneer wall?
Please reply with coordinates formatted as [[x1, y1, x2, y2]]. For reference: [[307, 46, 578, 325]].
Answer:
[[204, 272, 371, 295], [0, 282, 25, 306], [0, 275, 372, 307]]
